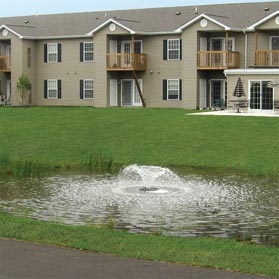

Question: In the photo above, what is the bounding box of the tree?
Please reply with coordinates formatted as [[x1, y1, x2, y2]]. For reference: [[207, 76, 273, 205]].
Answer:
[[16, 74, 32, 104]]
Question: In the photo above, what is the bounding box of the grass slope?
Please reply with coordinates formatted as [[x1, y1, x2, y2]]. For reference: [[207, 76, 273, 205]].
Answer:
[[0, 106, 279, 175]]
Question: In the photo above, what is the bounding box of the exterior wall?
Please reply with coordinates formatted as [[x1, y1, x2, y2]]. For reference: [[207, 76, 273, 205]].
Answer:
[[35, 38, 94, 106], [256, 16, 279, 30], [22, 40, 37, 104], [0, 30, 23, 106], [183, 19, 229, 109], [143, 34, 183, 108], [94, 24, 131, 107], [226, 72, 279, 103]]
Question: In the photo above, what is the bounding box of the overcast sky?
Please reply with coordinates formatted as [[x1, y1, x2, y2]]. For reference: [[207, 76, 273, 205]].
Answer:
[[0, 0, 276, 17]]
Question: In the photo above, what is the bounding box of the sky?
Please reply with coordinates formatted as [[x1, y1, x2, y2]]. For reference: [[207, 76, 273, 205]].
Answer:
[[0, 0, 277, 17]]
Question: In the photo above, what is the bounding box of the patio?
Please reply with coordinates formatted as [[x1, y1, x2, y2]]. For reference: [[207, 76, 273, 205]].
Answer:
[[190, 110, 279, 117]]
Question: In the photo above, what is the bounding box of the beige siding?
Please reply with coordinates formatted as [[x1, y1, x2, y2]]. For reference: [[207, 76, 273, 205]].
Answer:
[[36, 38, 94, 106], [227, 73, 279, 101], [143, 35, 183, 108]]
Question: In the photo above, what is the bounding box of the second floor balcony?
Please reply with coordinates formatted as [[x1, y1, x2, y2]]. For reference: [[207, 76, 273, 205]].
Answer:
[[107, 53, 147, 71], [197, 51, 240, 70], [0, 56, 11, 72], [255, 50, 279, 67]]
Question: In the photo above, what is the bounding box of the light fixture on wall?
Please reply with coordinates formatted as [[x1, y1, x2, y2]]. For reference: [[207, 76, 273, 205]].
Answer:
[[150, 70, 153, 74]]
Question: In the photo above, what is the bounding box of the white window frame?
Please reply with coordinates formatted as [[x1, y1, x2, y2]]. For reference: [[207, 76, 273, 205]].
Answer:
[[47, 43, 58, 62], [83, 42, 94, 62], [47, 79, 58, 99], [167, 39, 180, 60], [270, 36, 279, 50], [249, 80, 274, 110], [167, 79, 180, 100], [83, 79, 94, 99], [210, 37, 235, 51]]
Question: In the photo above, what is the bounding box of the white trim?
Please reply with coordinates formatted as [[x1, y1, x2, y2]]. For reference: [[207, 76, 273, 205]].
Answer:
[[270, 36, 279, 50], [247, 10, 279, 30], [83, 79, 94, 99], [224, 69, 279, 76], [248, 79, 274, 111], [88, 18, 135, 35], [167, 38, 181, 60], [0, 24, 23, 38], [167, 79, 180, 101], [175, 14, 231, 32], [47, 79, 58, 99]]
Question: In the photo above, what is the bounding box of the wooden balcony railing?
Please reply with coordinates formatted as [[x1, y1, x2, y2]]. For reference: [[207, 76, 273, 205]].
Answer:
[[0, 56, 11, 72], [107, 53, 147, 71], [255, 50, 279, 67], [197, 51, 240, 70]]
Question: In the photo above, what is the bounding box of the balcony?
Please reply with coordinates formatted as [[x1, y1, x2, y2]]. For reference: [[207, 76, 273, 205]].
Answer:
[[197, 51, 240, 70], [107, 53, 147, 71], [0, 56, 11, 72], [255, 50, 279, 67]]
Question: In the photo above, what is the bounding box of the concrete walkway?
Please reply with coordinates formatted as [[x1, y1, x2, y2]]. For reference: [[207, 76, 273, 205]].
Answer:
[[188, 110, 279, 117], [0, 239, 275, 279]]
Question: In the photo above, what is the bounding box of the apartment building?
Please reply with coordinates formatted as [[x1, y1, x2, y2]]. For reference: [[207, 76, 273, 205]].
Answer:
[[0, 1, 279, 111]]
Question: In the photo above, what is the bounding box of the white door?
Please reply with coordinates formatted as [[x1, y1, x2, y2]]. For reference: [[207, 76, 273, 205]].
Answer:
[[121, 80, 132, 106], [210, 80, 226, 108], [199, 79, 207, 109], [121, 41, 132, 67], [109, 79, 118, 106], [6, 80, 11, 100], [121, 79, 142, 107]]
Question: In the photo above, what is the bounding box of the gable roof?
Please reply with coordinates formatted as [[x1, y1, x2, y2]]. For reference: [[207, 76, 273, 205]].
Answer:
[[175, 13, 232, 32], [247, 10, 279, 30], [0, 1, 278, 39]]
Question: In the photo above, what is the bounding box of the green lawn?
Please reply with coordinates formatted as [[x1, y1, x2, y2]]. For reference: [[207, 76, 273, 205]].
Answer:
[[0, 106, 279, 176]]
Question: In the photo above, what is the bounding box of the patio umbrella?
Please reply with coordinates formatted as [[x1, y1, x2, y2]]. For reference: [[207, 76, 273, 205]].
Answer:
[[233, 76, 245, 97]]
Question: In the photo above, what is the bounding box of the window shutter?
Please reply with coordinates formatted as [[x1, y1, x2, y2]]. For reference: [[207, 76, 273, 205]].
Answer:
[[58, 43, 62, 62], [179, 79, 182, 100], [163, 79, 167, 100], [163, 40, 168, 60], [180, 39, 182, 60], [44, 80, 48, 98], [44, 44, 48, 63], [80, 43, 84, 62], [58, 80, 62, 99], [80, 80, 84, 99]]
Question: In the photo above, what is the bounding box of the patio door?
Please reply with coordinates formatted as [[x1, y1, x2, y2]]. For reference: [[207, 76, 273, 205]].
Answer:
[[121, 79, 142, 107], [210, 80, 226, 108], [250, 81, 273, 110], [121, 41, 142, 67]]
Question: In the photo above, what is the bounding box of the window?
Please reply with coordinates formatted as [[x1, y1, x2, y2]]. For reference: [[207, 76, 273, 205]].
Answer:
[[44, 80, 62, 99], [163, 79, 182, 100], [44, 43, 62, 63], [250, 81, 273, 110], [80, 42, 94, 62], [163, 39, 182, 60], [27, 48, 31, 68], [80, 79, 94, 99]]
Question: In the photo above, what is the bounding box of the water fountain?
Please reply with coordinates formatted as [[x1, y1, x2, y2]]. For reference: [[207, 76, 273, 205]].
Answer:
[[0, 165, 279, 243]]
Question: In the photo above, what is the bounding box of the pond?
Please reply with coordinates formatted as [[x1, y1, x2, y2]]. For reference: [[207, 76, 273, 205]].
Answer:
[[0, 165, 279, 243]]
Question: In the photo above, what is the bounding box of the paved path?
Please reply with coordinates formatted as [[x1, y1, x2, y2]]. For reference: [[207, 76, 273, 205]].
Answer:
[[0, 239, 275, 279]]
